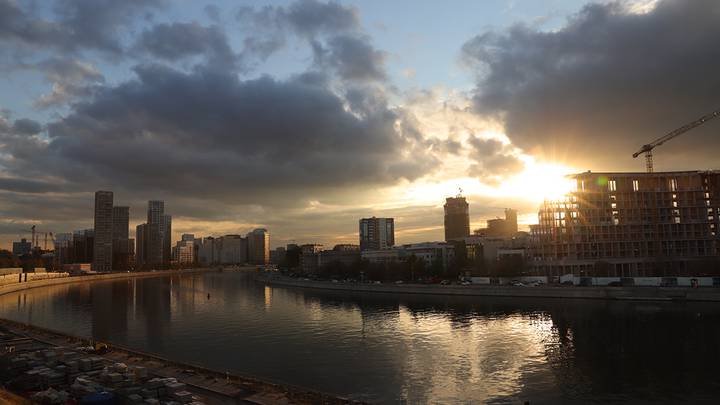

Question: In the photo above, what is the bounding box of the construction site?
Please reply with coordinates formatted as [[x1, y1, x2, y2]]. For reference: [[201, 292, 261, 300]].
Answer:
[[531, 108, 720, 277]]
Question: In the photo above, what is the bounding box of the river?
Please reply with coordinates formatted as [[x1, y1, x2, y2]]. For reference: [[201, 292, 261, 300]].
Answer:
[[0, 271, 718, 404]]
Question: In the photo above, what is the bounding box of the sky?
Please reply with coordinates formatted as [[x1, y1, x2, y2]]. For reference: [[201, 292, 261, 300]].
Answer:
[[1, 0, 719, 249]]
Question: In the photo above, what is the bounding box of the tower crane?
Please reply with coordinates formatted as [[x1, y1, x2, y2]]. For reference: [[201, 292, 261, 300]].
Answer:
[[633, 108, 720, 172]]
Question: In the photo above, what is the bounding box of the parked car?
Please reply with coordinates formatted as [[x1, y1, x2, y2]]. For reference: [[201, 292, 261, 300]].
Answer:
[[607, 281, 622, 287], [460, 281, 471, 286], [510, 280, 525, 287], [440, 279, 451, 285], [394, 280, 404, 284]]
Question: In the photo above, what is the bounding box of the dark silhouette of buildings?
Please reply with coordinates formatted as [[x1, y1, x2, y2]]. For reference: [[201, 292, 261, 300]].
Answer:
[[93, 191, 114, 272], [444, 196, 470, 241], [136, 201, 172, 270]]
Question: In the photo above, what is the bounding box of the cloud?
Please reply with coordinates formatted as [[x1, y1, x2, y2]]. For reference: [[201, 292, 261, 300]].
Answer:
[[237, 0, 359, 39], [0, 0, 163, 54], [466, 136, 524, 181], [204, 4, 221, 23], [314, 34, 386, 81], [462, 0, 720, 170], [135, 22, 238, 68], [236, 0, 385, 82], [0, 64, 437, 209], [11, 118, 42, 135], [30, 57, 105, 108]]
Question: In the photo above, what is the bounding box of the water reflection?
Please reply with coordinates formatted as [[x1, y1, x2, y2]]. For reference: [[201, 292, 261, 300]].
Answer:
[[1, 272, 719, 404]]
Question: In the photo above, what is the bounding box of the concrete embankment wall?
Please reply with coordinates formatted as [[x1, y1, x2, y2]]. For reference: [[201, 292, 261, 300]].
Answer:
[[0, 268, 217, 297], [259, 277, 720, 302]]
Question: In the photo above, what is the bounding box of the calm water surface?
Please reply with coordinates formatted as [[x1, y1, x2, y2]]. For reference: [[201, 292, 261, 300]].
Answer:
[[1, 272, 719, 404]]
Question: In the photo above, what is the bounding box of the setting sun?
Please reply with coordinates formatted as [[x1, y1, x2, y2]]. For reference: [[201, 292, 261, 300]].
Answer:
[[496, 161, 577, 203]]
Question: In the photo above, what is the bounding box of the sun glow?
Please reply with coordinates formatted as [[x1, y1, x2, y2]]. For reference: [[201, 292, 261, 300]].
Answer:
[[400, 160, 577, 207], [494, 161, 577, 203]]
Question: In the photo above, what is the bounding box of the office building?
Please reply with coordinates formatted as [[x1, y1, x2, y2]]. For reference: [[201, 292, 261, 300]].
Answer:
[[300, 244, 324, 273], [136, 200, 171, 269], [270, 247, 286, 264], [72, 229, 94, 263], [317, 244, 360, 268], [475, 208, 519, 238], [53, 233, 74, 267], [247, 228, 269, 264], [196, 235, 249, 265], [444, 196, 470, 241], [162, 214, 172, 264], [12, 238, 32, 257], [135, 224, 147, 269], [532, 171, 720, 277], [173, 235, 195, 265], [112, 206, 131, 270], [93, 191, 114, 272], [359, 217, 395, 251]]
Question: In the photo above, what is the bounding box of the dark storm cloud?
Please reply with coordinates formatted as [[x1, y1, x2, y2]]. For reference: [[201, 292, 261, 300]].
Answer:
[[11, 118, 42, 135], [0, 0, 163, 54], [462, 0, 720, 169], [135, 22, 238, 68], [0, 64, 436, 207], [467, 136, 524, 180]]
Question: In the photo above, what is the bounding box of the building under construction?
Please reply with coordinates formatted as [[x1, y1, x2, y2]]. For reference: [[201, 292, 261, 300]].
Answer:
[[531, 170, 720, 277]]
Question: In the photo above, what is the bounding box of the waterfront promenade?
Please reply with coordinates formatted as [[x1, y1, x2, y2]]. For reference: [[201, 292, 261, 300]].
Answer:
[[257, 274, 720, 302], [0, 268, 218, 297]]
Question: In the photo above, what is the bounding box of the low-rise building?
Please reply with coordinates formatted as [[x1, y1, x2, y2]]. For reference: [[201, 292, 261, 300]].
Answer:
[[300, 244, 323, 274], [318, 244, 360, 268]]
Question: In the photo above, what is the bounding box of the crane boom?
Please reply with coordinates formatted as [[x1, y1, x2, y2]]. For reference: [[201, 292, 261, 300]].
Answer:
[[632, 108, 720, 172]]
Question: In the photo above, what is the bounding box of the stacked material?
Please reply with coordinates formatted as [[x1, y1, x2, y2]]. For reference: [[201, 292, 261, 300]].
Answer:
[[31, 387, 70, 404], [1, 337, 208, 405]]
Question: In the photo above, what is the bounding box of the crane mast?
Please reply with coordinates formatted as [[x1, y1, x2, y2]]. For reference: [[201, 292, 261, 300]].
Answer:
[[633, 108, 720, 172]]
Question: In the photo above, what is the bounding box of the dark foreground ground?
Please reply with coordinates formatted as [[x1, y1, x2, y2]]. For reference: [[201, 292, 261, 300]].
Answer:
[[0, 318, 361, 405]]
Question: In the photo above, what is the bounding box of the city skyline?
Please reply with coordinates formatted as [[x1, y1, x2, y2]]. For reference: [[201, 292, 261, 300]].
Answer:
[[1, 0, 719, 251]]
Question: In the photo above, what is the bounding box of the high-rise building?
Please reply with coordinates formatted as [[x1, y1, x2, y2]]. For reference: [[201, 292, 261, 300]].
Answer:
[[359, 217, 395, 251], [532, 170, 720, 277], [112, 206, 130, 270], [137, 200, 170, 269], [444, 196, 470, 241], [72, 229, 94, 263], [247, 228, 269, 264], [135, 223, 147, 269], [505, 208, 518, 234], [147, 200, 164, 224], [93, 190, 114, 272], [162, 214, 172, 264]]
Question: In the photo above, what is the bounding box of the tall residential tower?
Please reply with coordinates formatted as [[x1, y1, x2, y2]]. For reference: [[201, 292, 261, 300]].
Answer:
[[93, 191, 114, 272], [359, 217, 395, 251], [444, 196, 470, 241]]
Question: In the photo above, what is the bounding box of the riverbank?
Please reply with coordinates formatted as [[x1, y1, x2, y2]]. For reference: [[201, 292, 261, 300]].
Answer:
[[257, 274, 720, 302], [0, 318, 359, 405], [0, 268, 221, 297]]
